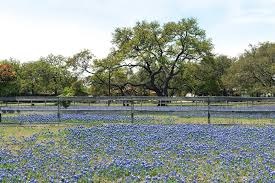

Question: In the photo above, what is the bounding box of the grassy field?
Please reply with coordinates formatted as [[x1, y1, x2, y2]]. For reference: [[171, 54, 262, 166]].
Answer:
[[0, 113, 274, 182], [1, 110, 275, 125], [0, 122, 274, 182], [0, 124, 66, 139]]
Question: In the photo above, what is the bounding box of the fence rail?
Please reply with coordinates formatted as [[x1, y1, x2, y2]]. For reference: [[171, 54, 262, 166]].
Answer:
[[0, 96, 275, 124], [1, 96, 275, 101]]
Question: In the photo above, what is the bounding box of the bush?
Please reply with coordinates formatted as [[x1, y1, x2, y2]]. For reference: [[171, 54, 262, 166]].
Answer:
[[61, 100, 71, 108]]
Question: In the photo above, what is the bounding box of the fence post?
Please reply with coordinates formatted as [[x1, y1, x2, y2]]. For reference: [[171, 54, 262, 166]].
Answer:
[[207, 98, 211, 124], [57, 97, 61, 123], [0, 106, 2, 123], [131, 100, 134, 123]]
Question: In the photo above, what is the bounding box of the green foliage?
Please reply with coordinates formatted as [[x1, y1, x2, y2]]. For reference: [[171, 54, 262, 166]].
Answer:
[[0, 20, 274, 97], [112, 18, 213, 96], [0, 83, 19, 97], [223, 42, 275, 96], [59, 80, 88, 108], [170, 62, 199, 96], [67, 49, 95, 75], [60, 100, 71, 109], [70, 80, 88, 96], [62, 87, 75, 96], [60, 87, 73, 108], [170, 55, 233, 96], [19, 55, 75, 95], [89, 53, 132, 96], [195, 55, 233, 96]]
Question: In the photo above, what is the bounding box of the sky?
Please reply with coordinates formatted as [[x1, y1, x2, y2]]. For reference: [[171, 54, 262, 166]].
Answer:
[[0, 0, 275, 62]]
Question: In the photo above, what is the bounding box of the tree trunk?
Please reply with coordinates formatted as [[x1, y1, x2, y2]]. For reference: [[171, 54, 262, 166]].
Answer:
[[156, 86, 169, 106], [54, 88, 58, 95]]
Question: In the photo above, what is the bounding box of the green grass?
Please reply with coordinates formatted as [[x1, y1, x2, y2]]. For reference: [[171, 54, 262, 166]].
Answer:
[[135, 113, 275, 125], [0, 124, 66, 140], [173, 116, 274, 125], [0, 122, 109, 141], [0, 114, 274, 131], [1, 117, 272, 154]]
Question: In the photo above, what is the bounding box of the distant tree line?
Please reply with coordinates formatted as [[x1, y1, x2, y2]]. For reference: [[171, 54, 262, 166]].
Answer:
[[1, 18, 275, 97]]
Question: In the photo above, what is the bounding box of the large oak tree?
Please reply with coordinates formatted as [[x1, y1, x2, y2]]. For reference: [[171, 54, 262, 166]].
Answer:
[[112, 18, 213, 96]]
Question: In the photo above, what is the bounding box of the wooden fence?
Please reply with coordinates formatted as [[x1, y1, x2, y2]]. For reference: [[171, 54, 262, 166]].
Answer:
[[0, 96, 275, 124]]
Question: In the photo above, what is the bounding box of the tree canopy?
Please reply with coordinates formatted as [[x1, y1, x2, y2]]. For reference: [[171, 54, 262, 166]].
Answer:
[[223, 42, 275, 96], [0, 60, 20, 96], [0, 18, 274, 97], [112, 18, 213, 96]]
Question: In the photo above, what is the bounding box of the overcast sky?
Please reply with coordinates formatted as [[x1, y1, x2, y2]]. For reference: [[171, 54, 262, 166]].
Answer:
[[0, 0, 275, 62]]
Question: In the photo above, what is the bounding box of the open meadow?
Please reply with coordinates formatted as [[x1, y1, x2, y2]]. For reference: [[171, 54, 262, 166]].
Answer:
[[0, 121, 274, 182], [1, 1, 275, 181], [0, 97, 274, 182]]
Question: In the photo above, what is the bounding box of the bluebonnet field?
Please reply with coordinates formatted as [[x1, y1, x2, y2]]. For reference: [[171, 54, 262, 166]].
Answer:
[[1, 104, 275, 124], [2, 112, 275, 123], [2, 113, 155, 124], [2, 112, 275, 125], [0, 124, 274, 182]]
